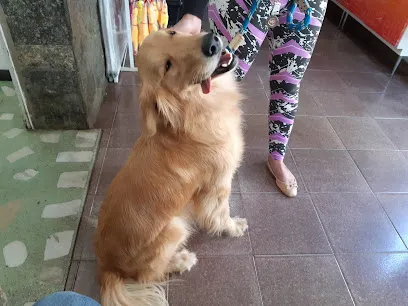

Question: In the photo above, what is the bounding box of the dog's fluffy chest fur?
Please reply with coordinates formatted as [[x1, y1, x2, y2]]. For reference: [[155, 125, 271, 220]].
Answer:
[[184, 76, 244, 173]]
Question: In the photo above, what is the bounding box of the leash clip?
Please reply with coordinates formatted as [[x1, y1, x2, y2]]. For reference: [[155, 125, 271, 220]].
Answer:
[[286, 0, 312, 31], [268, 0, 281, 29], [268, 16, 279, 28]]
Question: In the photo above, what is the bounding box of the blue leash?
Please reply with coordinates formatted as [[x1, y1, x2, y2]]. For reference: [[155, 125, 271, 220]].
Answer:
[[241, 0, 261, 33], [286, 0, 312, 31], [226, 0, 261, 53], [226, 0, 312, 53]]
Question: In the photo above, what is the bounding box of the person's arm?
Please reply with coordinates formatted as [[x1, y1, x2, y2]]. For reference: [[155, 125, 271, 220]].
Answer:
[[172, 0, 209, 34], [181, 0, 209, 21]]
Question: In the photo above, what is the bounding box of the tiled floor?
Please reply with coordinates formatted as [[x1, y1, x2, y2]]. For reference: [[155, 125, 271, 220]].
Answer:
[[68, 17, 408, 306]]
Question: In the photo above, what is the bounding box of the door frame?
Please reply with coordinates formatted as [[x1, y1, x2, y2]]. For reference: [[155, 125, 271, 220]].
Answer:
[[0, 23, 34, 129]]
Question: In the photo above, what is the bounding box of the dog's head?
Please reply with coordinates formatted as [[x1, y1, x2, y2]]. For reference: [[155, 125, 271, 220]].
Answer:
[[135, 30, 238, 135]]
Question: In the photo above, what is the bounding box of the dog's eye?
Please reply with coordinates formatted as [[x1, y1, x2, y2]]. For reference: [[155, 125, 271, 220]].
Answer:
[[165, 60, 172, 72], [169, 30, 176, 36]]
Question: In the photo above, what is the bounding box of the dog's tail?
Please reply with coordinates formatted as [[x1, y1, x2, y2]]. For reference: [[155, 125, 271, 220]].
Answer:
[[100, 270, 168, 306]]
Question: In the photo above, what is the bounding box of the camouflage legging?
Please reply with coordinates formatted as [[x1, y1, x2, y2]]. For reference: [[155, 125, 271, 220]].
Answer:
[[209, 0, 328, 160], [268, 0, 328, 160]]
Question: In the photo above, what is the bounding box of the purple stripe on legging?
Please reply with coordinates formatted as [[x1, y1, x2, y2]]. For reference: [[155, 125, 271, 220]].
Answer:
[[247, 23, 266, 45], [273, 40, 311, 58], [269, 133, 289, 143], [235, 0, 248, 12], [239, 59, 250, 72], [268, 113, 294, 124], [279, 11, 322, 27], [208, 5, 233, 41], [270, 92, 297, 104], [270, 151, 284, 161], [269, 71, 300, 84]]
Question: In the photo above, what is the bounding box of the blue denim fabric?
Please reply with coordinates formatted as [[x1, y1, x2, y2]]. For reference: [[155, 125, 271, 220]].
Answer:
[[34, 291, 101, 306]]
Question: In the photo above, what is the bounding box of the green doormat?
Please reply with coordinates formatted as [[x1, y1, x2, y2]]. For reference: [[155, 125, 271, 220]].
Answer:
[[0, 82, 100, 305]]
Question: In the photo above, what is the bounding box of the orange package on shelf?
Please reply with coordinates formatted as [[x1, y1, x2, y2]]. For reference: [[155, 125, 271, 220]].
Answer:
[[139, 1, 149, 46], [157, 0, 163, 25], [131, 1, 139, 54], [148, 0, 159, 33], [159, 0, 168, 29]]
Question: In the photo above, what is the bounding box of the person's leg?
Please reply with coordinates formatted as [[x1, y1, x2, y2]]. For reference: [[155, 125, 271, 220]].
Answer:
[[34, 291, 101, 306], [267, 0, 327, 196]]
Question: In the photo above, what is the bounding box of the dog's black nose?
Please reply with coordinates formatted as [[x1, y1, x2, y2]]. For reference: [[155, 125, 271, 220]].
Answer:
[[201, 33, 221, 57]]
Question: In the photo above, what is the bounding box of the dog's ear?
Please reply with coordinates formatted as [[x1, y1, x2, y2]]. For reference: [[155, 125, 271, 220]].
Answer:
[[139, 85, 158, 136], [139, 86, 183, 135], [155, 88, 183, 131]]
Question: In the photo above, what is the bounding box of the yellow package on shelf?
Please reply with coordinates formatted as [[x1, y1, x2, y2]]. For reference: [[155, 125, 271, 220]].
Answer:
[[130, 0, 169, 55], [139, 1, 149, 46], [131, 1, 139, 55], [159, 0, 168, 29], [148, 1, 159, 33], [157, 0, 163, 25]]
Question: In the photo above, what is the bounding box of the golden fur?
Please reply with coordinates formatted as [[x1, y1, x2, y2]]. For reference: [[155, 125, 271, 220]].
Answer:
[[95, 30, 246, 305]]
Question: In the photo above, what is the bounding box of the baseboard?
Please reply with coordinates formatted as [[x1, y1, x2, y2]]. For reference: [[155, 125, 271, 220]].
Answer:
[[0, 70, 11, 81]]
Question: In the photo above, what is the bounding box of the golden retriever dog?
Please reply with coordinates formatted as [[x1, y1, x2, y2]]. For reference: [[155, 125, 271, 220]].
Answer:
[[95, 29, 246, 305]]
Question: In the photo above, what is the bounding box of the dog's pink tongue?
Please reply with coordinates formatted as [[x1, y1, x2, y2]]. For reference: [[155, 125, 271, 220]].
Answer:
[[220, 53, 232, 65], [201, 78, 211, 94]]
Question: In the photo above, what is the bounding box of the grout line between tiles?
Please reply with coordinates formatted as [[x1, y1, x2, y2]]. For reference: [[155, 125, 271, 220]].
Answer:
[[374, 117, 408, 120], [333, 253, 357, 306], [308, 193, 357, 306], [92, 148, 108, 196], [251, 256, 265, 306], [256, 72, 265, 89], [373, 191, 408, 194], [238, 191, 407, 195], [88, 194, 98, 219], [254, 253, 332, 258], [64, 260, 80, 291], [194, 253, 332, 258], [253, 250, 408, 257], [240, 192, 264, 306], [94, 104, 118, 194], [72, 194, 96, 261], [74, 258, 97, 262], [307, 91, 326, 116], [325, 115, 408, 120], [373, 194, 408, 251], [334, 250, 408, 255], [289, 149, 310, 193]]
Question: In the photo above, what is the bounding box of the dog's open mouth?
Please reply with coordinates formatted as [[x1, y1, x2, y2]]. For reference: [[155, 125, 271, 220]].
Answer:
[[201, 51, 238, 94]]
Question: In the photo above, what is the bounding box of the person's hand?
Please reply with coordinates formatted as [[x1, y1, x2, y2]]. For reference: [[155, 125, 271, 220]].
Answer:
[[172, 14, 202, 34]]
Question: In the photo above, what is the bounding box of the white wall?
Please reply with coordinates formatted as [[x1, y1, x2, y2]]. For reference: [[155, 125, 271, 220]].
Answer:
[[0, 28, 10, 70], [397, 26, 408, 56]]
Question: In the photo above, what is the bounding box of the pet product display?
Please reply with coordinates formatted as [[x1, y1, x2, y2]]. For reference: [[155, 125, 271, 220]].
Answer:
[[130, 0, 169, 55]]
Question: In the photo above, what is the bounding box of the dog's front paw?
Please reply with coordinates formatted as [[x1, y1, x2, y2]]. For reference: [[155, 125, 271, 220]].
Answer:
[[170, 249, 198, 274], [225, 217, 248, 237]]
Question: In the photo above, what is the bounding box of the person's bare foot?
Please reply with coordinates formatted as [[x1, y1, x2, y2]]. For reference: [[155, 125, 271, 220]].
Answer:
[[267, 155, 298, 197]]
